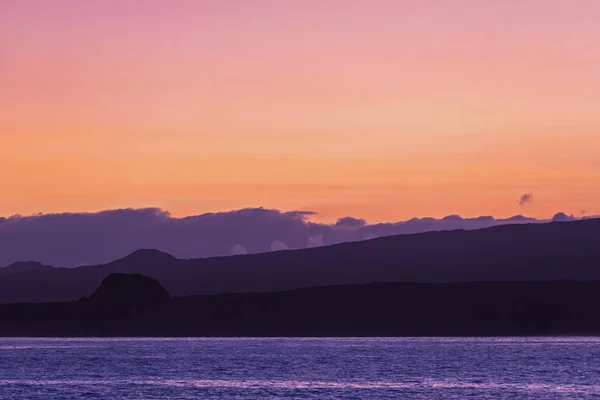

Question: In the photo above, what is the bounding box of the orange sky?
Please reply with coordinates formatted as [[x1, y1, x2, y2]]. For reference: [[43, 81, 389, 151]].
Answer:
[[1, 1, 599, 222]]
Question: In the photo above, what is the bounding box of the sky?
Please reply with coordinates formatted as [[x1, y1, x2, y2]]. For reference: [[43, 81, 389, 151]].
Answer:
[[1, 0, 599, 223]]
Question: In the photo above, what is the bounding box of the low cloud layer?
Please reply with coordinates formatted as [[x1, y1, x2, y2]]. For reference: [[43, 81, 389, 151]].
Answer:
[[552, 212, 576, 222], [0, 208, 595, 267]]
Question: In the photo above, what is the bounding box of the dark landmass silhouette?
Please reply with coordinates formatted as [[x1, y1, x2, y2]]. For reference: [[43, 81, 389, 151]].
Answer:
[[81, 273, 170, 306], [1, 218, 600, 304], [2, 261, 56, 275], [1, 273, 600, 337]]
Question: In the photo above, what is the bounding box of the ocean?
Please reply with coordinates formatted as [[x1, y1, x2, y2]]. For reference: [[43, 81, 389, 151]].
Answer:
[[1, 337, 599, 399]]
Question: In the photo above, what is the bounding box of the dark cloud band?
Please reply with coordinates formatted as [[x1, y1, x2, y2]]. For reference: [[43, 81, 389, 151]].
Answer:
[[0, 207, 592, 267]]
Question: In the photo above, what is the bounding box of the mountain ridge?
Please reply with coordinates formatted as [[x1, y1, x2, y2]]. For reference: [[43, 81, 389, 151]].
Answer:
[[0, 219, 599, 304]]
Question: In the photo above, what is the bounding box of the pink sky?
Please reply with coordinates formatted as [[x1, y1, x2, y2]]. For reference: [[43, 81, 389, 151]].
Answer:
[[1, 0, 599, 222]]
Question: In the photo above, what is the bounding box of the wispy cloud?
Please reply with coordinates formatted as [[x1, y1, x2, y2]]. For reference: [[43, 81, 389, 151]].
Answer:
[[518, 193, 533, 206]]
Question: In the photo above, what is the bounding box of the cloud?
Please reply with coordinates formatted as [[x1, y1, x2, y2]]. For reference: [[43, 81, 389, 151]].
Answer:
[[582, 215, 600, 220], [230, 244, 248, 255], [270, 241, 289, 252], [307, 234, 324, 248], [362, 232, 377, 241], [518, 193, 533, 206], [335, 217, 366, 228], [552, 212, 576, 222], [0, 207, 590, 267]]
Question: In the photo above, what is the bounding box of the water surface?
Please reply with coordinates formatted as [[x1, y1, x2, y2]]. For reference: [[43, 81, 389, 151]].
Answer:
[[1, 337, 599, 399]]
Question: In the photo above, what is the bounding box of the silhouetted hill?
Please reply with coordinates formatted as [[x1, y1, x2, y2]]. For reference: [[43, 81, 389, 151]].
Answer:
[[112, 249, 177, 266], [0, 219, 600, 304], [1, 276, 600, 337], [0, 261, 56, 275], [81, 273, 171, 306]]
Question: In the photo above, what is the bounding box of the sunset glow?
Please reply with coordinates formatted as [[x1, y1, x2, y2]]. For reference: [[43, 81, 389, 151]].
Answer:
[[2, 0, 599, 222]]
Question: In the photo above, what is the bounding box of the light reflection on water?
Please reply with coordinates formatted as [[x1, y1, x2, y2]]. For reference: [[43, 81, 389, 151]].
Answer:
[[1, 337, 599, 399], [1, 378, 598, 394]]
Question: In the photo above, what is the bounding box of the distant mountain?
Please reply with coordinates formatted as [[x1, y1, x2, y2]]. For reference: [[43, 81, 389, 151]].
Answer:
[[0, 219, 599, 304], [2, 273, 600, 337], [0, 261, 56, 275]]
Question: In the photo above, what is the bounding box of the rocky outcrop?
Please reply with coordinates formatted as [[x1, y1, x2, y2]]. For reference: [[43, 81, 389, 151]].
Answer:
[[82, 273, 170, 307]]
